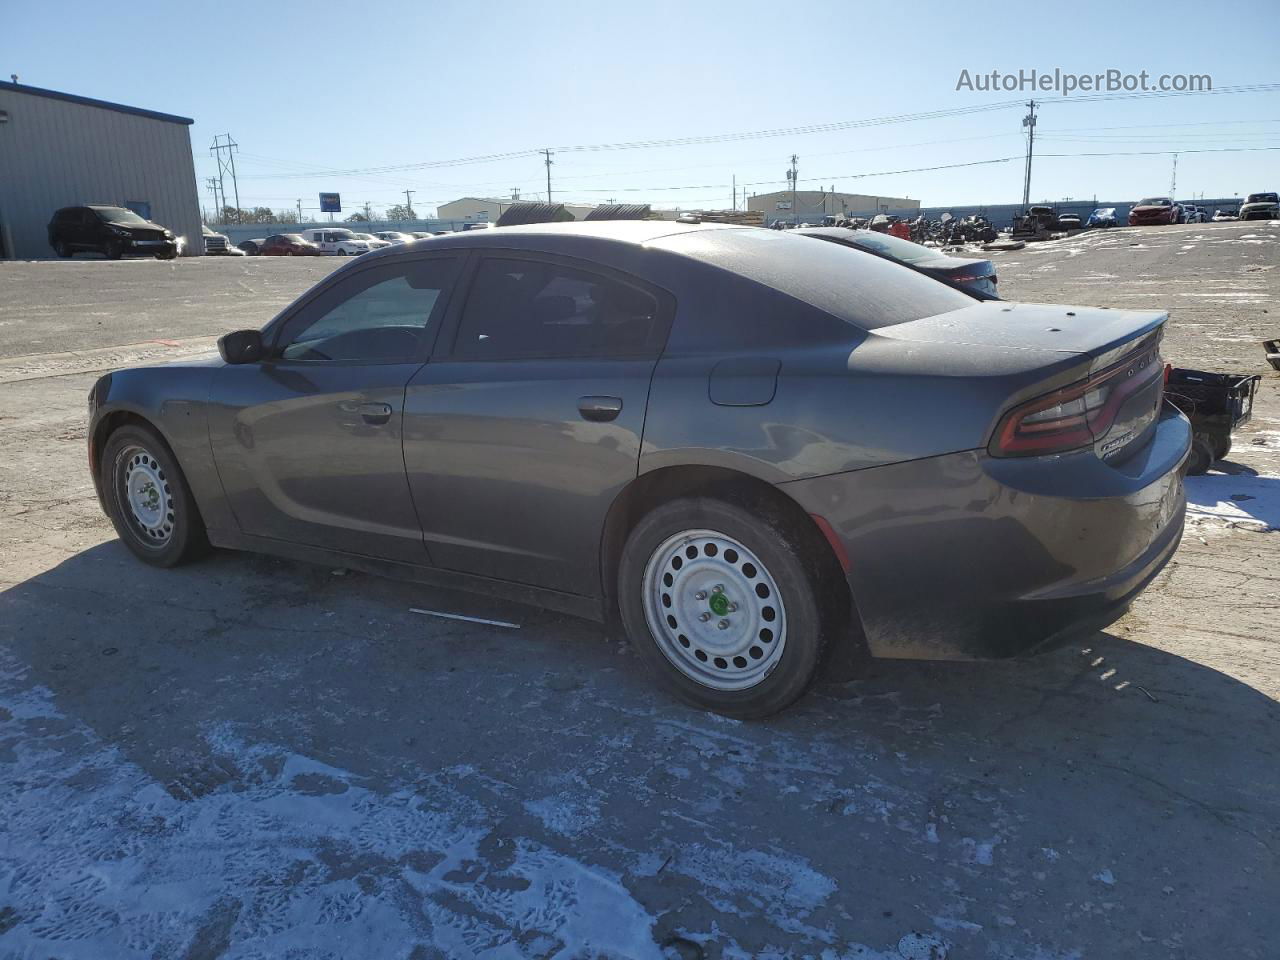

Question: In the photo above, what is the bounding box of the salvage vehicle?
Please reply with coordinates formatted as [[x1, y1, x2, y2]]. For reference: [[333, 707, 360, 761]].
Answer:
[[303, 228, 372, 256], [237, 238, 267, 255], [375, 231, 417, 243], [48, 205, 179, 260], [353, 232, 392, 251], [1164, 368, 1260, 475], [1011, 205, 1057, 240], [1056, 213, 1083, 230], [86, 222, 1190, 717], [796, 227, 999, 298], [1239, 192, 1278, 221], [259, 234, 323, 256], [1086, 207, 1119, 228], [1128, 197, 1179, 226], [1212, 209, 1239, 222]]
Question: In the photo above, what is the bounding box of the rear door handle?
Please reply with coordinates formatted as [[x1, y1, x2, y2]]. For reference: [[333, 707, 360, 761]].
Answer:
[[358, 402, 393, 425], [578, 396, 623, 422]]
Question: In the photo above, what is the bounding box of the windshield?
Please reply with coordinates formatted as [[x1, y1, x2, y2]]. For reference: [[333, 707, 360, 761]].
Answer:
[[1137, 198, 1171, 207], [92, 207, 147, 224], [1246, 193, 1278, 203], [283, 234, 304, 241]]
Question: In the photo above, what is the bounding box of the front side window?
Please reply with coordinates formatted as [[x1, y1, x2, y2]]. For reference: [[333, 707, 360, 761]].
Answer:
[[454, 258, 660, 360], [277, 259, 457, 363]]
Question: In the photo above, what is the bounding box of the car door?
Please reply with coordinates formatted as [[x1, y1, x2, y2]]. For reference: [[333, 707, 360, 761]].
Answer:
[[207, 255, 461, 562], [403, 253, 672, 595]]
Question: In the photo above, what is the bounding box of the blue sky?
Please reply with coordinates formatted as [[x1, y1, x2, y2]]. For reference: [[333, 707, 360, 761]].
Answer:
[[5, 0, 1277, 218]]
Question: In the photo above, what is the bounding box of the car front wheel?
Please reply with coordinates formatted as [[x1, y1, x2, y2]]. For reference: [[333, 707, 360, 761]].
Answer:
[[619, 496, 836, 718], [101, 424, 209, 567]]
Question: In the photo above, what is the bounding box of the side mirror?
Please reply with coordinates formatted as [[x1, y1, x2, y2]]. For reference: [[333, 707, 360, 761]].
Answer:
[[218, 329, 265, 364]]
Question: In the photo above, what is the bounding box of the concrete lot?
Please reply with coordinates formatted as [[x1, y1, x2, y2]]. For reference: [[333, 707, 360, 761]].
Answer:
[[0, 222, 1277, 959]]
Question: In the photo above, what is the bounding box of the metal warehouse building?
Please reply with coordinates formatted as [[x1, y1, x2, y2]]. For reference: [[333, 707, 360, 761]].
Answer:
[[0, 81, 202, 259]]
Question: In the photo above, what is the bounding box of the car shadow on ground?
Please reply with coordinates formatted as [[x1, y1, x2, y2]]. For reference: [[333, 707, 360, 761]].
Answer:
[[1, 541, 1277, 958], [1185, 464, 1280, 531]]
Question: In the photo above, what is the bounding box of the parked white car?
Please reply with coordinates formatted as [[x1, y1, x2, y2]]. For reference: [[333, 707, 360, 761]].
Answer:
[[1212, 209, 1239, 222], [303, 228, 371, 256], [352, 232, 391, 250], [1179, 204, 1205, 224], [374, 231, 415, 243]]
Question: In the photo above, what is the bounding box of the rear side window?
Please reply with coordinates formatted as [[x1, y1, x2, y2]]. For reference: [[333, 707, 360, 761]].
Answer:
[[453, 257, 660, 359], [654, 228, 972, 330]]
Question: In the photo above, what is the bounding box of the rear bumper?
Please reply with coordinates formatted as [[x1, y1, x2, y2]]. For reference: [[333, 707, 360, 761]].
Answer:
[[783, 405, 1191, 660]]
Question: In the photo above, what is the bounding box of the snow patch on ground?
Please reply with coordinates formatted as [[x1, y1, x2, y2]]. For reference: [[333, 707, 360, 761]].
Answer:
[[1184, 471, 1280, 532], [0, 652, 664, 959]]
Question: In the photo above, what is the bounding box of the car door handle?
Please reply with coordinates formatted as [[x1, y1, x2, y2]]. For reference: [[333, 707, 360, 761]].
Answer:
[[578, 396, 623, 422], [358, 402, 393, 425]]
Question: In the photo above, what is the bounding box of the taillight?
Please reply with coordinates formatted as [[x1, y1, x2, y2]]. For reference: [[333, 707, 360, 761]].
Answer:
[[991, 344, 1163, 457]]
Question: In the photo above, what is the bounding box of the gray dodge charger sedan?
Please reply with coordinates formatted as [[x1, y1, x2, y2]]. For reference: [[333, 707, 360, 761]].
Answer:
[[88, 222, 1190, 717]]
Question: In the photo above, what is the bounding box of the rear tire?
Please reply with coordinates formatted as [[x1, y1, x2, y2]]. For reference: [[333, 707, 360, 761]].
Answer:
[[101, 424, 209, 567], [1185, 436, 1214, 476], [1212, 435, 1232, 461], [104, 239, 123, 260], [52, 239, 71, 258], [618, 496, 835, 718]]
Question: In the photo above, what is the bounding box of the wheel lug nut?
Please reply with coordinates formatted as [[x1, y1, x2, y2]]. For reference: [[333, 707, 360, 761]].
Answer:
[[699, 612, 712, 622], [712, 584, 724, 594], [727, 602, 738, 612], [718, 619, 730, 630], [694, 591, 707, 600]]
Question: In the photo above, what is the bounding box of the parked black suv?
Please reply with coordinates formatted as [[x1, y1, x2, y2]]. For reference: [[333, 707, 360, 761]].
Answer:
[[48, 205, 179, 259]]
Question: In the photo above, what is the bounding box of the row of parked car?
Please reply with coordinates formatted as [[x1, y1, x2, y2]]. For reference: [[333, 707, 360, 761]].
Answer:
[[228, 228, 459, 257], [1127, 192, 1277, 226]]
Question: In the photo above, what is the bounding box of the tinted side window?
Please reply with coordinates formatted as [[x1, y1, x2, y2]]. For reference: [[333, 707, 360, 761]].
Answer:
[[454, 258, 659, 360], [276, 259, 457, 363]]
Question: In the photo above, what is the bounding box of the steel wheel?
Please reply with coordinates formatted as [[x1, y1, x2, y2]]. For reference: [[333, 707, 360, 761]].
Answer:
[[642, 528, 786, 691], [119, 445, 175, 546]]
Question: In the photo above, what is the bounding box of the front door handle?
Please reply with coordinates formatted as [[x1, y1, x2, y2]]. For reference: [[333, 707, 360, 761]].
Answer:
[[578, 396, 623, 423], [358, 402, 393, 425]]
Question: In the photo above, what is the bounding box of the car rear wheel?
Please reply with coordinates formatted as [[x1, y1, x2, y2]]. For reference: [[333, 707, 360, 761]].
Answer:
[[1184, 435, 1215, 476], [619, 497, 833, 718], [104, 239, 123, 260], [101, 424, 209, 567], [52, 239, 71, 258]]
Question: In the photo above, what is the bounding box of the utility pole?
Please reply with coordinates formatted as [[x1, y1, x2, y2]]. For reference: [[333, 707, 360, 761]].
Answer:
[[542, 149, 554, 202], [296, 199, 303, 223], [511, 187, 520, 201], [733, 174, 737, 211], [204, 177, 223, 222], [785, 154, 799, 225], [210, 134, 242, 222], [1169, 153, 1179, 200], [1021, 100, 1037, 208], [403, 190, 415, 218], [364, 201, 372, 221]]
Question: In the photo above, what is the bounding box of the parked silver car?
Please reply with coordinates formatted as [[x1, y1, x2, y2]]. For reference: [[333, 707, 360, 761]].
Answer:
[[86, 222, 1190, 716]]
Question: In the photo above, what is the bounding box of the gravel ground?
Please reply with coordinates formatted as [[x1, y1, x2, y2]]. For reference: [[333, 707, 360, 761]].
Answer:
[[0, 224, 1276, 959]]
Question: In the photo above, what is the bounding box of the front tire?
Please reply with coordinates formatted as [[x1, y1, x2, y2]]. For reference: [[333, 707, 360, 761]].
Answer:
[[104, 239, 123, 260], [52, 239, 71, 258], [618, 496, 835, 718], [101, 424, 209, 567]]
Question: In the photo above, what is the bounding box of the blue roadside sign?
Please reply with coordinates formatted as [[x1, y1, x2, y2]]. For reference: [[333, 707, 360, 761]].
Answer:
[[319, 193, 341, 213]]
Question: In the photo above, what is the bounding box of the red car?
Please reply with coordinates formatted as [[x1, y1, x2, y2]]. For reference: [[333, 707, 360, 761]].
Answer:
[[259, 234, 323, 256], [1128, 197, 1179, 226]]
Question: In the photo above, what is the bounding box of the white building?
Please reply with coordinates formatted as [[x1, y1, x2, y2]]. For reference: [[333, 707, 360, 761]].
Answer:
[[747, 190, 919, 224], [437, 196, 597, 223], [0, 81, 202, 259]]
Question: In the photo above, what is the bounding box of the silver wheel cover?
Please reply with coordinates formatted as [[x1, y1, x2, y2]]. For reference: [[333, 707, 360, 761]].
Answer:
[[642, 528, 787, 691], [121, 445, 175, 546]]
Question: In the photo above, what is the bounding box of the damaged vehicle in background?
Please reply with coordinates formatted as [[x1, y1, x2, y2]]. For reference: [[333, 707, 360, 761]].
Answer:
[[1087, 207, 1119, 228], [1239, 192, 1278, 221], [797, 226, 1000, 298], [85, 221, 1191, 718], [48, 205, 180, 260], [1128, 197, 1179, 226]]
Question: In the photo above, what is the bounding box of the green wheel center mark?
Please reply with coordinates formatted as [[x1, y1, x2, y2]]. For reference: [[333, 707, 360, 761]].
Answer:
[[708, 593, 729, 616]]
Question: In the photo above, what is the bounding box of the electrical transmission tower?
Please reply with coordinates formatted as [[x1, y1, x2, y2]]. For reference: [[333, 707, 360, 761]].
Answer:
[[210, 134, 242, 222]]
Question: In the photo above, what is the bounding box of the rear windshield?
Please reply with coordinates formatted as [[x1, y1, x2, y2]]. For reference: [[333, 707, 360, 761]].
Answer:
[[655, 228, 973, 331], [838, 230, 937, 266]]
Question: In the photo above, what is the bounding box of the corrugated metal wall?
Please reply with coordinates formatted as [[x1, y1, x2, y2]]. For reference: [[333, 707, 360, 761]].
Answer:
[[0, 89, 202, 258]]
